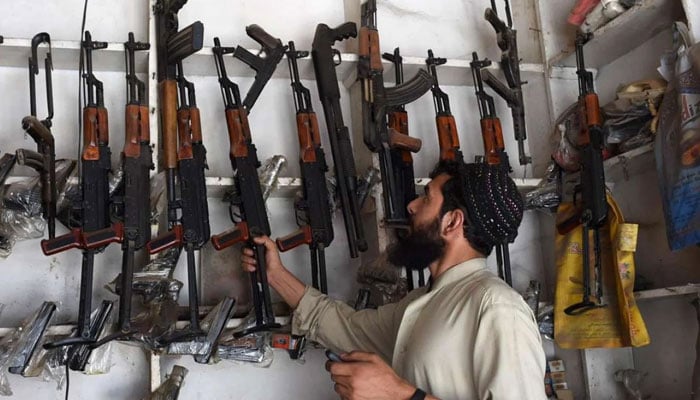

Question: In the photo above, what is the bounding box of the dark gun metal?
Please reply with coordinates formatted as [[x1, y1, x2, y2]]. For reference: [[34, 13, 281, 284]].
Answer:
[[481, 0, 531, 166], [211, 28, 286, 336], [358, 0, 432, 231], [564, 33, 607, 316], [471, 51, 513, 287], [275, 41, 334, 294], [312, 22, 368, 258]]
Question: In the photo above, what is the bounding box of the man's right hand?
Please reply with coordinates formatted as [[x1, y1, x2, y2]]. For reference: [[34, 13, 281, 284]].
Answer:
[[240, 235, 285, 276]]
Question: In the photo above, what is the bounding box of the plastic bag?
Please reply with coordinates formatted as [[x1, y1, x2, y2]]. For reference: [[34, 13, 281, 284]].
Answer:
[[1, 159, 75, 240], [655, 22, 700, 250], [524, 162, 562, 210], [551, 103, 583, 172], [217, 331, 273, 366]]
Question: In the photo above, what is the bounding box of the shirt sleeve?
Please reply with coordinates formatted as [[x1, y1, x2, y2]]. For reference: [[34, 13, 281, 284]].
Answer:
[[292, 286, 415, 362], [472, 302, 547, 400]]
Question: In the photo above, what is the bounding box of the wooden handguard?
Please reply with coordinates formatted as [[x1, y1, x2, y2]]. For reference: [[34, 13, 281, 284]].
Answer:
[[211, 222, 249, 251], [436, 115, 460, 161], [579, 93, 602, 146], [160, 80, 178, 169], [276, 226, 312, 252], [297, 113, 321, 163], [177, 108, 194, 160], [225, 108, 252, 159], [481, 118, 505, 166], [358, 27, 382, 71], [124, 104, 150, 158], [97, 107, 109, 144], [189, 107, 202, 142], [82, 108, 100, 161], [388, 129, 421, 152]]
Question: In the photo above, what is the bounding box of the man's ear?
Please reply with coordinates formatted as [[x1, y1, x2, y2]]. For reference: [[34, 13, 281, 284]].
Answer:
[[441, 209, 465, 236]]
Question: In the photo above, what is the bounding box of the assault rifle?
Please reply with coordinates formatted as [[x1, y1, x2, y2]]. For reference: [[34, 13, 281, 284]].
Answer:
[[147, 0, 208, 343], [312, 21, 368, 258], [275, 41, 334, 294], [471, 51, 513, 287], [426, 50, 464, 163], [482, 0, 531, 166], [79, 33, 153, 346], [358, 0, 432, 230], [382, 47, 425, 290], [564, 33, 607, 316], [18, 33, 56, 238], [39, 32, 115, 367], [210, 25, 286, 336]]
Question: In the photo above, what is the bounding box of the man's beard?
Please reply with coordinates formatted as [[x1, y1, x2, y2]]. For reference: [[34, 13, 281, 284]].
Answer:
[[387, 217, 445, 271]]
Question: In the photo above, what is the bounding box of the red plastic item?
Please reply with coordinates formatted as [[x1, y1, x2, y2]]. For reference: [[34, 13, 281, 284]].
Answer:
[[568, 0, 599, 26]]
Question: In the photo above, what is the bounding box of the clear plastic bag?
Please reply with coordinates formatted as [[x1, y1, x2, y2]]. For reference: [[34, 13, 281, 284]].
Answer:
[[524, 162, 562, 210], [217, 331, 273, 366]]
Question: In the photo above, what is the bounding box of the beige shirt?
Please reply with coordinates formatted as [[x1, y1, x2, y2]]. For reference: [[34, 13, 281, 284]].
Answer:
[[292, 258, 547, 400]]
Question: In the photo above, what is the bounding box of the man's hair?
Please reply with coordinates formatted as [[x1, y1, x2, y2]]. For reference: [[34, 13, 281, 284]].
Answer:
[[429, 160, 524, 257]]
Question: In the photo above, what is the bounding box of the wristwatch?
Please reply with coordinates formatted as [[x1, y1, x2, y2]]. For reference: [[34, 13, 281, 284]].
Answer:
[[410, 388, 427, 400]]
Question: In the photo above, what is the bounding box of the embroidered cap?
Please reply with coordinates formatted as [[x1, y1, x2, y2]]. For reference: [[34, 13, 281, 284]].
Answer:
[[462, 163, 524, 246]]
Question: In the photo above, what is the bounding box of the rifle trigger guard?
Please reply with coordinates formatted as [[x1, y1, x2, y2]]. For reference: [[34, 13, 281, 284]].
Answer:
[[332, 49, 342, 66]]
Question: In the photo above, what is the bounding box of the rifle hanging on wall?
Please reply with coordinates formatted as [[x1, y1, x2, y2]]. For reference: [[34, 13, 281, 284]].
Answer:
[[17, 33, 56, 239], [39, 32, 115, 369], [275, 41, 334, 294], [426, 49, 464, 163], [564, 33, 607, 316], [482, 0, 531, 166], [471, 51, 514, 286], [146, 0, 211, 344], [311, 21, 368, 258], [211, 25, 286, 336], [79, 33, 153, 349], [382, 47, 426, 290], [358, 0, 432, 231]]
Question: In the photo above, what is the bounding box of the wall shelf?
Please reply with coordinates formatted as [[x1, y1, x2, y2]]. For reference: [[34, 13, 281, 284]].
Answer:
[[548, 0, 683, 69], [0, 37, 149, 73], [634, 284, 700, 301], [603, 142, 655, 181]]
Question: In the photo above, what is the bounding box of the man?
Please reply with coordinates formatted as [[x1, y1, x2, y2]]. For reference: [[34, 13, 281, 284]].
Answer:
[[241, 161, 546, 400]]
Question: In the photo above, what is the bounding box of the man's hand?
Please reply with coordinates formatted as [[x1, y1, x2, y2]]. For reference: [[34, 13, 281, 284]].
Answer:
[[240, 235, 306, 309], [327, 351, 416, 400], [240, 235, 285, 275]]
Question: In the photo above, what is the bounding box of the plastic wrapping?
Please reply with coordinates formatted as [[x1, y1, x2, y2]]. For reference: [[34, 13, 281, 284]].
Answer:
[[524, 162, 562, 210], [258, 155, 287, 201], [537, 304, 554, 340], [1, 159, 75, 241], [614, 369, 645, 400], [550, 103, 582, 172], [144, 365, 188, 400], [355, 253, 406, 309], [106, 247, 183, 305], [217, 331, 272, 366]]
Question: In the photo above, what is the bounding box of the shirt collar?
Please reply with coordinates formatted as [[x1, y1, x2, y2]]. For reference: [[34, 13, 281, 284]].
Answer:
[[428, 258, 487, 291]]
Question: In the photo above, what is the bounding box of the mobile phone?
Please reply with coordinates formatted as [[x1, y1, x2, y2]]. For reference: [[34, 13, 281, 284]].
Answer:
[[325, 349, 343, 362]]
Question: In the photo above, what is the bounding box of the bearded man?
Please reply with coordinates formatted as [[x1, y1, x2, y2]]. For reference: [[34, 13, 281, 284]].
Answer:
[[241, 161, 546, 400]]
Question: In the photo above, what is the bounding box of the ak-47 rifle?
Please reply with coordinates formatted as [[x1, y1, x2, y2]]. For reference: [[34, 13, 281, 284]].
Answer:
[[426, 50, 464, 163], [18, 33, 56, 238], [275, 41, 334, 294], [564, 33, 607, 316], [358, 0, 432, 230], [481, 0, 531, 166], [210, 25, 287, 336], [471, 51, 514, 287], [312, 22, 367, 258], [382, 48, 425, 290], [147, 0, 207, 342], [79, 33, 153, 347], [39, 32, 115, 364]]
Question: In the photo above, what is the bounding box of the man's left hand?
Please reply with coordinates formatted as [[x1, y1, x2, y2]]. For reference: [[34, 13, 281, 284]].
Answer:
[[326, 351, 416, 400]]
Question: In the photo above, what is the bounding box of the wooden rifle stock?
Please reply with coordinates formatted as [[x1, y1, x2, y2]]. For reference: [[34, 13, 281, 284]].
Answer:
[[225, 108, 252, 159]]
